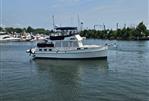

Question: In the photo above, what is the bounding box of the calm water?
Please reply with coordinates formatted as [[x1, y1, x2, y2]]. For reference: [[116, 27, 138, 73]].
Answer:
[[0, 40, 149, 101]]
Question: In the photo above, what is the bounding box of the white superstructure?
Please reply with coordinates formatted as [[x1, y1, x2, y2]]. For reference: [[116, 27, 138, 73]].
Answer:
[[27, 27, 108, 59]]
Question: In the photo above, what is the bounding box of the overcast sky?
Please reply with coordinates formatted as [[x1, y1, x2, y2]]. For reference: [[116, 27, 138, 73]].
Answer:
[[1, 0, 148, 29]]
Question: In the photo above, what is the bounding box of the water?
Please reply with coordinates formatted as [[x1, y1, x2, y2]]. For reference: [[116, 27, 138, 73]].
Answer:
[[0, 40, 149, 101]]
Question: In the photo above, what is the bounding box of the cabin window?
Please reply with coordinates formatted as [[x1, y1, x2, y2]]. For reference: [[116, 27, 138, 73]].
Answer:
[[3, 36, 10, 39], [73, 41, 79, 47], [70, 38, 75, 40], [77, 48, 81, 50], [49, 49, 52, 51], [84, 48, 88, 49], [39, 49, 42, 51], [63, 41, 69, 47], [44, 49, 47, 51]]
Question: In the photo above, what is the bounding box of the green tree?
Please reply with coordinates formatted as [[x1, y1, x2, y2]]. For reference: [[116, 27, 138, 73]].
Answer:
[[5, 27, 15, 33], [26, 26, 34, 33], [136, 22, 146, 32], [14, 28, 23, 33], [136, 22, 147, 37], [34, 28, 49, 34]]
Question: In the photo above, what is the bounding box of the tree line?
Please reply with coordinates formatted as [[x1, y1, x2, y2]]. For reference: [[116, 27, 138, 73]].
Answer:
[[0, 22, 149, 40], [0, 26, 51, 35], [80, 22, 149, 40]]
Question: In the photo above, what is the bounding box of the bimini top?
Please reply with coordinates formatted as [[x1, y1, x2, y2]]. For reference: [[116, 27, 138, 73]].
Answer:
[[55, 27, 77, 30]]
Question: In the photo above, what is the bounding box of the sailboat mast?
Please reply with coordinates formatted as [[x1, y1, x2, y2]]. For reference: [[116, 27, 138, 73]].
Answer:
[[52, 16, 55, 29], [77, 15, 80, 31], [0, 0, 3, 27]]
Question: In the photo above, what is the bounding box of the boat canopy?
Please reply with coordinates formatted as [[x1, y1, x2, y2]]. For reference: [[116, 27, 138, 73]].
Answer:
[[55, 27, 77, 30]]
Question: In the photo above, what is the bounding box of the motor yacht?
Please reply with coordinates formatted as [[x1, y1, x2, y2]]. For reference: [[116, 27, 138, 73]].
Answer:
[[27, 27, 108, 59]]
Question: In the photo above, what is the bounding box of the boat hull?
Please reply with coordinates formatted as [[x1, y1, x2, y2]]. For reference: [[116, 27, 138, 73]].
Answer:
[[0, 38, 21, 42], [32, 47, 108, 59]]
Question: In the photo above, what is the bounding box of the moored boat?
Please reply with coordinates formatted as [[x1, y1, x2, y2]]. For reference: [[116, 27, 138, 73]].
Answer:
[[0, 32, 21, 42]]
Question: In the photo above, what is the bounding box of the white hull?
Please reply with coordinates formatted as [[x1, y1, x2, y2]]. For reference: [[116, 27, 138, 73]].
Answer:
[[0, 35, 21, 42], [0, 38, 20, 42], [32, 46, 108, 59]]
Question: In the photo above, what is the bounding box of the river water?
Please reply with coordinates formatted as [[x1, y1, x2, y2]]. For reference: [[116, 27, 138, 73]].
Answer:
[[0, 40, 149, 101]]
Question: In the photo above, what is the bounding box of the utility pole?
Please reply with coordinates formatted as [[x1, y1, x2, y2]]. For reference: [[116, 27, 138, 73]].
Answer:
[[80, 22, 83, 31], [124, 24, 126, 28], [116, 23, 119, 30], [52, 15, 55, 29], [103, 24, 106, 31]]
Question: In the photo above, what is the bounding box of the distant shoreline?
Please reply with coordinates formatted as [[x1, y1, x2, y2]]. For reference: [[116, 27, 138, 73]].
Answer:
[[1, 22, 149, 41], [84, 36, 149, 41]]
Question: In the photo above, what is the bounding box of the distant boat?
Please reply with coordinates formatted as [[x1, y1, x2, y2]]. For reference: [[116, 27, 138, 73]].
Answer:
[[0, 32, 21, 42], [19, 32, 33, 42], [27, 27, 108, 59]]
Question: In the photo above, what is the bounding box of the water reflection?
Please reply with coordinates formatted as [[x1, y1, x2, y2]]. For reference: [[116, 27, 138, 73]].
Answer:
[[33, 59, 109, 83], [33, 60, 109, 101], [34, 59, 109, 74]]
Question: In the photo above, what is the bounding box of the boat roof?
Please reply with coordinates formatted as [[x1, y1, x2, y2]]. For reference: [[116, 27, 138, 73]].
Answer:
[[55, 27, 77, 30]]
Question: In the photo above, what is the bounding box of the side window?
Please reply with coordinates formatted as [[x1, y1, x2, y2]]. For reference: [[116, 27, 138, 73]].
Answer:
[[44, 49, 47, 51], [63, 41, 69, 47], [39, 49, 42, 51], [73, 41, 79, 47], [49, 49, 52, 51], [77, 48, 81, 50], [55, 41, 61, 47]]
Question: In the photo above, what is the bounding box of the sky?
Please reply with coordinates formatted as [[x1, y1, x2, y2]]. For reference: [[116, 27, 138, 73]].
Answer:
[[0, 0, 148, 29]]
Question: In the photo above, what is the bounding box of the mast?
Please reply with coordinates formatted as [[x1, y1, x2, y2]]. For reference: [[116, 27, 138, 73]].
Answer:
[[77, 15, 80, 31], [52, 15, 55, 29], [0, 0, 3, 27]]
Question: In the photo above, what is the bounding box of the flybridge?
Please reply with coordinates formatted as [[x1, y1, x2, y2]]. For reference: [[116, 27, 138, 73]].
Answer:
[[50, 27, 79, 40]]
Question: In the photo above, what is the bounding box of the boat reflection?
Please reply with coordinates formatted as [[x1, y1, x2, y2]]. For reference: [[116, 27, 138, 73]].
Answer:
[[33, 59, 108, 72], [33, 59, 109, 80], [30, 60, 109, 100]]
